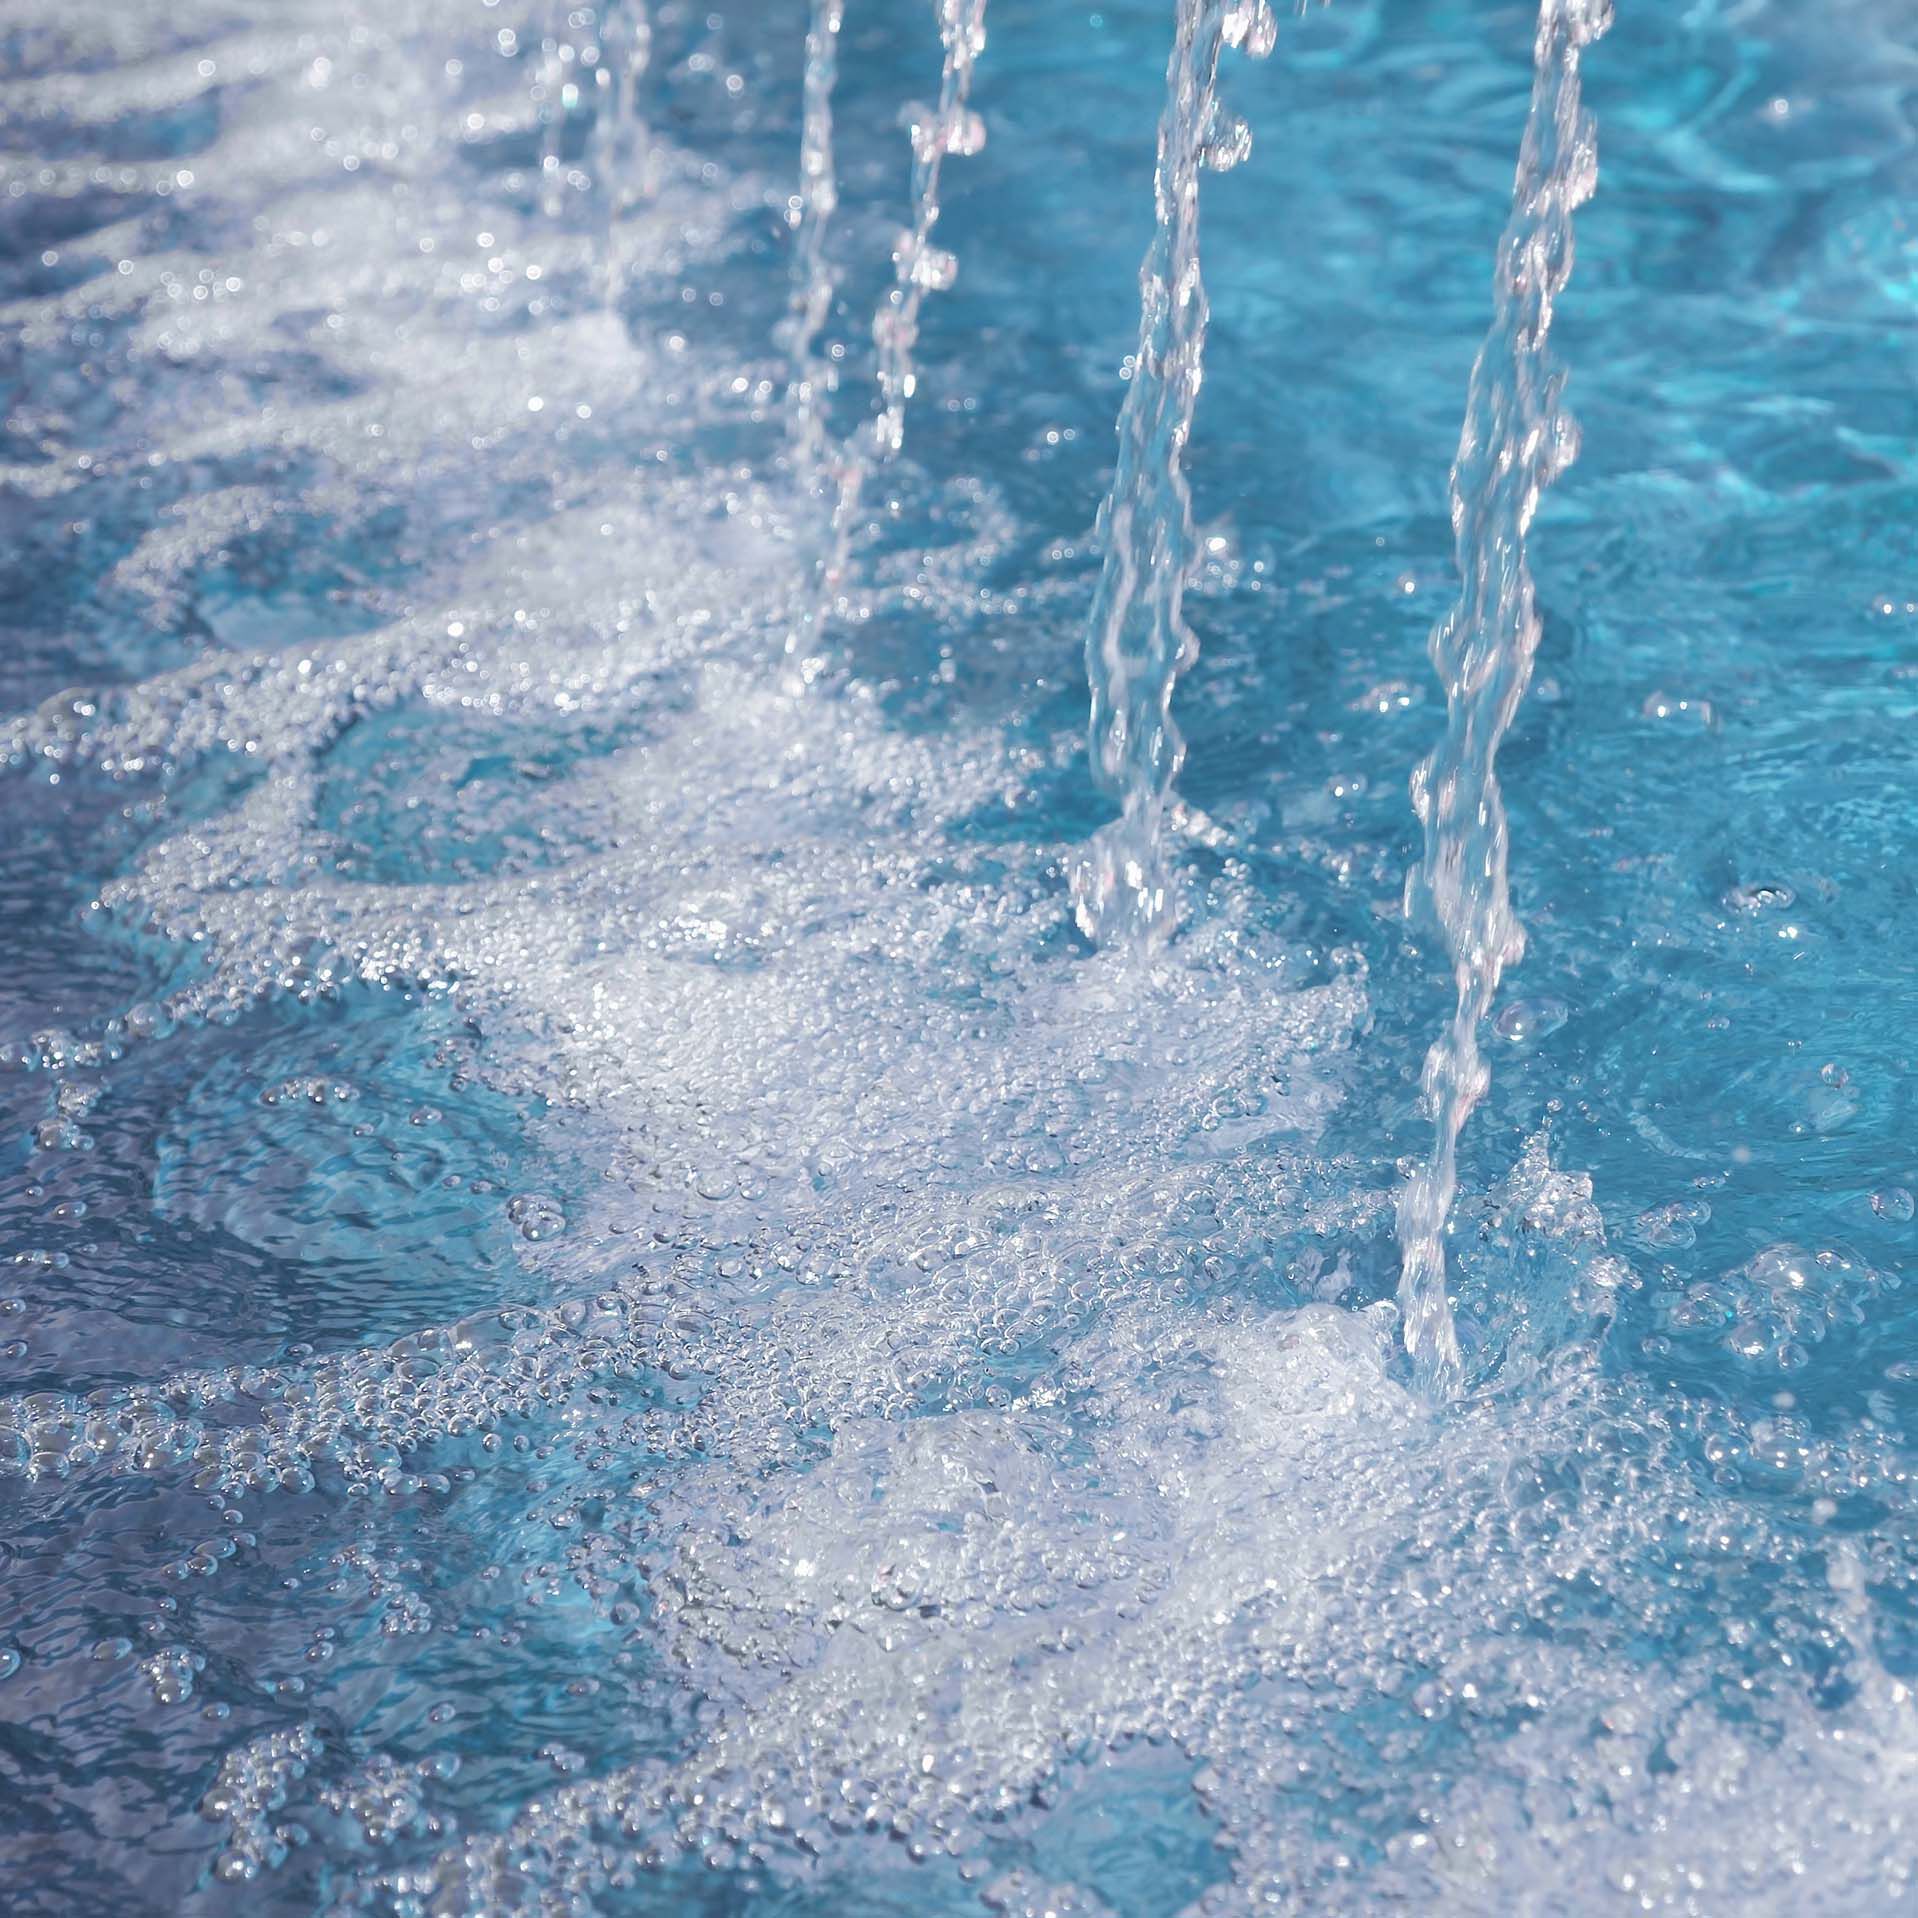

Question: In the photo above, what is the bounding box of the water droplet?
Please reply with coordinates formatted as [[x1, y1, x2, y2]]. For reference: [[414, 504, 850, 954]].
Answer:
[[1494, 996, 1568, 1044], [1200, 111, 1253, 173], [906, 242, 957, 292], [1223, 0, 1278, 56], [1872, 1188, 1915, 1223]]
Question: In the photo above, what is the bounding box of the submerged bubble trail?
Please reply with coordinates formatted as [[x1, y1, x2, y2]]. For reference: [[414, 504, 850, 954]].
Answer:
[[1395, 0, 1611, 1400], [782, 0, 845, 486], [1070, 0, 1275, 950]]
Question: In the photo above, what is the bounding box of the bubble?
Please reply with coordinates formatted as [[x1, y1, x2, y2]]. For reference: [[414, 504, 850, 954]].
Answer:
[[123, 1002, 174, 1043], [1724, 881, 1794, 913], [506, 1193, 567, 1241], [1640, 690, 1718, 729], [1634, 1198, 1710, 1250]]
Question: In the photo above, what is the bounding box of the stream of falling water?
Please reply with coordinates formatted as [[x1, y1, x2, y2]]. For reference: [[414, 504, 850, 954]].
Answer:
[[782, 0, 845, 488], [1070, 0, 1275, 950], [868, 0, 989, 462], [535, 1, 579, 220], [531, 0, 651, 299], [590, 0, 653, 304], [787, 0, 988, 677], [1394, 0, 1612, 1399]]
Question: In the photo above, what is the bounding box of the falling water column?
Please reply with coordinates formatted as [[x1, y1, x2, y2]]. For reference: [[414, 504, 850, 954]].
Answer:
[[1395, 0, 1612, 1400], [589, 0, 653, 304], [784, 0, 845, 488], [1071, 0, 1275, 950], [868, 0, 990, 463], [786, 0, 988, 679], [536, 1, 580, 220]]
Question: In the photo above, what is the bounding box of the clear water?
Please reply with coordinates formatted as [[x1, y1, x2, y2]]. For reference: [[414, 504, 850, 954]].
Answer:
[[4, 2, 1918, 1913]]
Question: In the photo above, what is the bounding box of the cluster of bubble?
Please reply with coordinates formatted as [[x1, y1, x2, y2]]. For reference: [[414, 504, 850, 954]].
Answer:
[[11, 990, 1909, 1918], [201, 1724, 325, 1885], [0, 899, 1377, 1494], [0, 261, 1458, 1904], [1660, 1242, 1886, 1374], [315, 1264, 1918, 1917], [12, 542, 1918, 1918]]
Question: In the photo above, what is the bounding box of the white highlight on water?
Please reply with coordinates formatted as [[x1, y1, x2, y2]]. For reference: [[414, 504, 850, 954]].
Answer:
[[1071, 0, 1275, 951], [1395, 0, 1612, 1400]]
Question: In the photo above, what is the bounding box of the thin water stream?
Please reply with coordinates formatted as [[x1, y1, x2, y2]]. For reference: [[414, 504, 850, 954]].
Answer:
[[783, 0, 845, 486], [788, 0, 989, 677], [1071, 0, 1275, 948], [1394, 0, 1612, 1398], [591, 0, 654, 303]]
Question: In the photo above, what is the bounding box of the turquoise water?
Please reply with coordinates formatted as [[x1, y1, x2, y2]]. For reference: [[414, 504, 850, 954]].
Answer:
[[5, 1, 1918, 1911]]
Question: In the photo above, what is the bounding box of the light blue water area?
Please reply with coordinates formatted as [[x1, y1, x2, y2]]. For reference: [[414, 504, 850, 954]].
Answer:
[[5, 0, 1918, 1912]]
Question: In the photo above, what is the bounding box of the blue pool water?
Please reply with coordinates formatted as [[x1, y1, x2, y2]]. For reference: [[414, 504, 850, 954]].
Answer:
[[6, 0, 1918, 1910]]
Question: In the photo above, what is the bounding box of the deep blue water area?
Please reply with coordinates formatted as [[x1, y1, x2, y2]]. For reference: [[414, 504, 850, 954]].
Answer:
[[6, 1, 1918, 1912]]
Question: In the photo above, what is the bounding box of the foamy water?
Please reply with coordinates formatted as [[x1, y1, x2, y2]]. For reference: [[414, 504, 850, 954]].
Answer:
[[6, 1, 1918, 1913]]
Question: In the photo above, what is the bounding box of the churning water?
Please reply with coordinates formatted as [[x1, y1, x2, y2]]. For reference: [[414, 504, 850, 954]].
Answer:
[[5, 1, 1918, 1913]]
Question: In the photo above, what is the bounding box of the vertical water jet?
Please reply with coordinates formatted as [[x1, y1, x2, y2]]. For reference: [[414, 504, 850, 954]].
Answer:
[[783, 0, 845, 489], [1395, 0, 1611, 1401], [787, 0, 988, 680], [588, 0, 653, 304], [535, 0, 579, 220], [1071, 0, 1275, 951], [869, 0, 989, 464]]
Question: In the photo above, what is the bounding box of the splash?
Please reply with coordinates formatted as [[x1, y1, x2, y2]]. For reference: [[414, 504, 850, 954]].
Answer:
[[10, 0, 1914, 1911], [1070, 0, 1276, 950], [1395, 0, 1611, 1399]]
